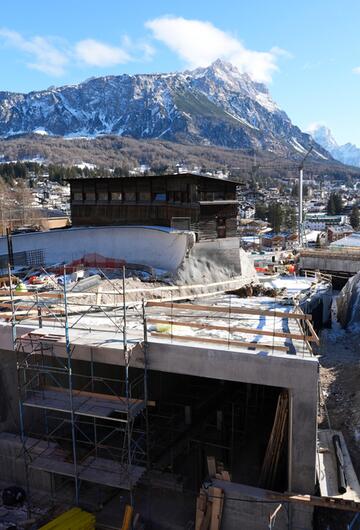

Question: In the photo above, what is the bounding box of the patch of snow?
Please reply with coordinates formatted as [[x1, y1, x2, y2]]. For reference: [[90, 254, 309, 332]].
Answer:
[[290, 137, 307, 154], [75, 162, 96, 170], [313, 149, 328, 160], [255, 92, 279, 113], [33, 127, 49, 136]]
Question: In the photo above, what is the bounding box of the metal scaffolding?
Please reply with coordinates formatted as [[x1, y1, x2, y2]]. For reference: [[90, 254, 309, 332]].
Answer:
[[12, 265, 149, 508]]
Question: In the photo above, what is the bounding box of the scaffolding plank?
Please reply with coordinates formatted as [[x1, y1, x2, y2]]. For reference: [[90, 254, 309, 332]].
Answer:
[[52, 386, 155, 407], [29, 454, 145, 489], [23, 388, 146, 421]]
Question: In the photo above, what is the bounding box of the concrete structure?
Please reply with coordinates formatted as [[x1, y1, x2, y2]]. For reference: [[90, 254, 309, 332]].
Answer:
[[0, 225, 194, 273], [0, 290, 319, 529], [298, 248, 360, 282], [0, 225, 258, 289]]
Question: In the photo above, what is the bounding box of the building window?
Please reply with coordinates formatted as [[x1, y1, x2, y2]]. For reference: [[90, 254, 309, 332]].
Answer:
[[124, 191, 136, 202], [153, 192, 166, 201], [111, 192, 122, 201], [97, 191, 108, 201], [84, 192, 95, 201], [173, 191, 182, 202], [73, 192, 83, 201], [139, 191, 151, 202]]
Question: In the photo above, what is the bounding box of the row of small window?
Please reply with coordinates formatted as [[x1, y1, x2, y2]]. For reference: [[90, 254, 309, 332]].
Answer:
[[73, 191, 187, 203]]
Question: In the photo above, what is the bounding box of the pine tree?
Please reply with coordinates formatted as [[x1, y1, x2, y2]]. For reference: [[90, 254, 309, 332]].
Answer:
[[333, 193, 343, 214], [255, 202, 267, 220], [350, 206, 360, 230], [291, 182, 299, 197], [327, 193, 336, 215], [268, 202, 283, 233]]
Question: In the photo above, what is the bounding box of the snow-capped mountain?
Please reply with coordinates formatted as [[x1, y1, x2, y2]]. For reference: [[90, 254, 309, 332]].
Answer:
[[0, 60, 329, 159], [309, 124, 360, 167]]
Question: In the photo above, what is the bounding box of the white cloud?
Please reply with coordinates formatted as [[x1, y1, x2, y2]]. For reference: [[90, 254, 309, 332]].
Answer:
[[352, 66, 360, 74], [307, 122, 325, 134], [75, 39, 131, 67], [0, 28, 155, 76], [0, 28, 68, 76], [146, 16, 287, 83]]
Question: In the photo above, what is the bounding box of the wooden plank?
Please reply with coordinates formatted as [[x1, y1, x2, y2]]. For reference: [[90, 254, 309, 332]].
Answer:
[[207, 456, 217, 477], [305, 318, 320, 346], [0, 302, 65, 313], [0, 290, 64, 299], [209, 487, 224, 530], [267, 491, 360, 512], [195, 490, 207, 530], [45, 385, 156, 407], [147, 301, 312, 320], [150, 332, 289, 353], [147, 317, 314, 342], [200, 502, 212, 530]]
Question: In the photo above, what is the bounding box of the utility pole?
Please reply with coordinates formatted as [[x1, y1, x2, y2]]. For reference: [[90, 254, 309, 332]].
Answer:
[[298, 145, 313, 247]]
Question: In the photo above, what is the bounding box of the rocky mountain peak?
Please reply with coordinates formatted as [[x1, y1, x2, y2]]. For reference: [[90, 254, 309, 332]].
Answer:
[[0, 61, 330, 161]]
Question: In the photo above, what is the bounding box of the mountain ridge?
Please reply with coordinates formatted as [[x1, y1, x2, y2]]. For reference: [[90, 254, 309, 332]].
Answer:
[[0, 60, 330, 161]]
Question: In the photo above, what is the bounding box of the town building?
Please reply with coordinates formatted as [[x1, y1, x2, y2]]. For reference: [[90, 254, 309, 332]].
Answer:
[[327, 225, 353, 244], [68, 173, 239, 241], [304, 213, 348, 230]]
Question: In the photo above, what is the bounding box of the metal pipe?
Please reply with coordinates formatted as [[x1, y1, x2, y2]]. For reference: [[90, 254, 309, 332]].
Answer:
[[333, 434, 347, 494]]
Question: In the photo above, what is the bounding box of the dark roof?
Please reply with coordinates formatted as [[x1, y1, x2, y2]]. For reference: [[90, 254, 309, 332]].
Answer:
[[67, 172, 240, 185]]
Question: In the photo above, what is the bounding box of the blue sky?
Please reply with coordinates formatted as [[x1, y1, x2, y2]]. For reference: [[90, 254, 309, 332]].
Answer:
[[1, 0, 360, 145]]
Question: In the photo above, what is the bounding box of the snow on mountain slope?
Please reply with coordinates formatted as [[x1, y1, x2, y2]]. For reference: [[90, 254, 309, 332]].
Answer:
[[0, 60, 329, 159], [309, 124, 360, 167]]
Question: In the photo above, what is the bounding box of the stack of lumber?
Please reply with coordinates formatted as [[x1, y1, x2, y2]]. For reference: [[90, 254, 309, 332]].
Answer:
[[194, 457, 230, 529], [259, 390, 288, 489], [195, 487, 224, 530]]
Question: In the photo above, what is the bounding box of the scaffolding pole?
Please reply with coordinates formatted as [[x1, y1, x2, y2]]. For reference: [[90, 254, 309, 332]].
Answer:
[[12, 263, 149, 511]]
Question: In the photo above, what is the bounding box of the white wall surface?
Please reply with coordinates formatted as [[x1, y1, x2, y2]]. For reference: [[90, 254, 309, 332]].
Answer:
[[0, 226, 194, 272]]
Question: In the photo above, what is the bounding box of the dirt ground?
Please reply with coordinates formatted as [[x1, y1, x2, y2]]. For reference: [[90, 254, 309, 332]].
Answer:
[[315, 307, 360, 529], [318, 326, 360, 475]]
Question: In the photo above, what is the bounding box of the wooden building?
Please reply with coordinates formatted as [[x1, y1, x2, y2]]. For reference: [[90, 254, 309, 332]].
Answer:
[[68, 173, 239, 240]]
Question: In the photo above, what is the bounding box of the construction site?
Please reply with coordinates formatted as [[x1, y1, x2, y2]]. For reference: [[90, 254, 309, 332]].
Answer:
[[0, 219, 358, 530]]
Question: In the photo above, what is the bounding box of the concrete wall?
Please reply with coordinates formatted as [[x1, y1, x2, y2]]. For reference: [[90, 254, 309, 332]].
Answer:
[[299, 252, 360, 276], [174, 237, 257, 284], [0, 348, 19, 433], [8, 331, 317, 496], [0, 324, 319, 500], [0, 432, 53, 492], [0, 225, 194, 272], [213, 480, 313, 530]]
